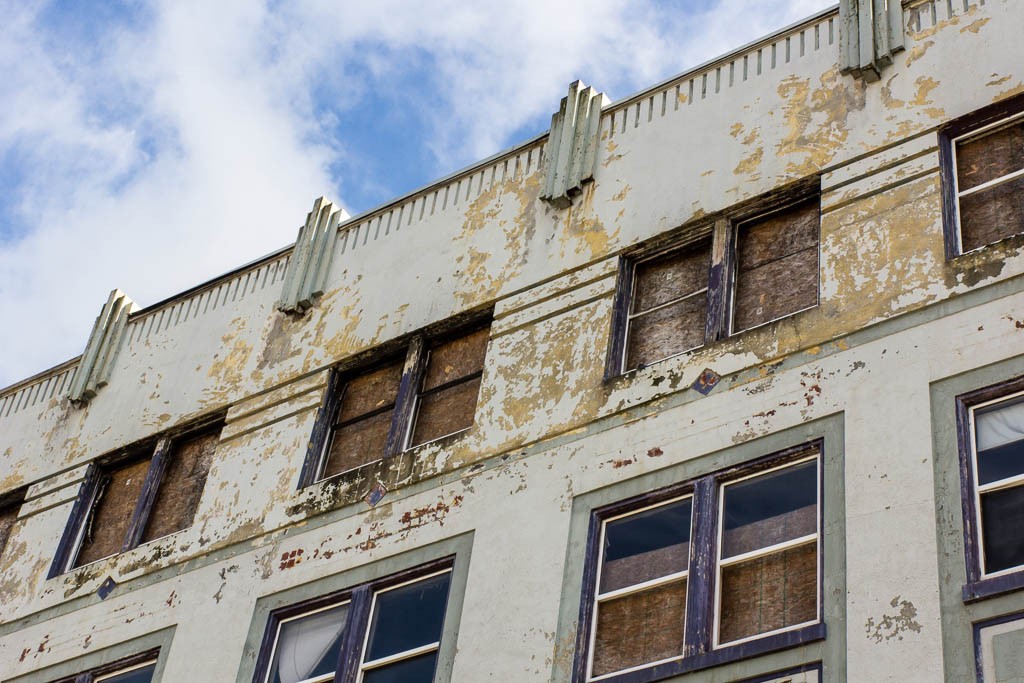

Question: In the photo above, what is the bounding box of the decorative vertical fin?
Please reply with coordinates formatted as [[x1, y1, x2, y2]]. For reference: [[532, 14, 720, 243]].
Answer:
[[68, 289, 137, 404], [839, 0, 905, 81], [278, 197, 346, 313], [541, 81, 609, 209]]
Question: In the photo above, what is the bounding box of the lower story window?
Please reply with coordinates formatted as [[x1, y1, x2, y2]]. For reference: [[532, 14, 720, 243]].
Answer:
[[258, 564, 452, 683], [51, 654, 157, 683], [582, 444, 822, 682]]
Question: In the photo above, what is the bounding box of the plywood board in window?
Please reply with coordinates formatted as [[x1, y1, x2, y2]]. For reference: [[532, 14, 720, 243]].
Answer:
[[142, 431, 218, 543]]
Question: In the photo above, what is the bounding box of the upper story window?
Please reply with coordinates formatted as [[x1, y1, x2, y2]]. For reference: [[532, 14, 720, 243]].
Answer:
[[301, 322, 489, 486], [958, 376, 1024, 597], [939, 93, 1024, 257], [0, 490, 24, 564], [577, 443, 823, 682], [608, 187, 819, 375], [49, 421, 222, 576], [254, 563, 453, 683]]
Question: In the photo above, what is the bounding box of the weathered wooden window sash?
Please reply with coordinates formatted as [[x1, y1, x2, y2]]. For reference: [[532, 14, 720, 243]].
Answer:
[[574, 443, 824, 683], [48, 421, 222, 577], [0, 487, 25, 566], [300, 323, 489, 487], [939, 92, 1024, 258], [253, 560, 453, 683], [957, 375, 1024, 602], [51, 650, 158, 683], [607, 184, 820, 377]]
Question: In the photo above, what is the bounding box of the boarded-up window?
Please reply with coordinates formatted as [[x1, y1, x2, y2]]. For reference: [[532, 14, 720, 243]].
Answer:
[[142, 430, 219, 543], [591, 497, 691, 677], [323, 359, 403, 478], [625, 242, 710, 370], [954, 116, 1024, 253], [312, 322, 491, 484], [583, 447, 821, 680], [733, 198, 819, 333], [0, 499, 20, 563], [62, 422, 222, 573], [75, 457, 152, 567], [609, 191, 820, 377], [410, 327, 488, 447], [717, 457, 819, 645]]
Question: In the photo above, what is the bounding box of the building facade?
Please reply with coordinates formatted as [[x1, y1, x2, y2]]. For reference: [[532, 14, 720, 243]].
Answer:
[[1, 1, 1024, 681]]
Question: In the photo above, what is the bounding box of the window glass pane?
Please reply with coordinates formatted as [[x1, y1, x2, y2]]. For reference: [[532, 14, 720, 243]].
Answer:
[[633, 242, 710, 313], [719, 542, 817, 644], [337, 361, 403, 422], [959, 174, 1024, 252], [592, 579, 686, 677], [626, 295, 707, 370], [421, 328, 488, 391], [322, 409, 393, 478], [96, 663, 157, 683], [977, 439, 1024, 487], [956, 119, 1024, 192], [76, 458, 152, 567], [268, 604, 349, 683], [721, 459, 817, 559], [981, 485, 1024, 574], [600, 499, 691, 594], [142, 430, 219, 543], [977, 397, 1024, 451], [362, 652, 438, 683], [365, 573, 450, 662], [410, 377, 482, 447]]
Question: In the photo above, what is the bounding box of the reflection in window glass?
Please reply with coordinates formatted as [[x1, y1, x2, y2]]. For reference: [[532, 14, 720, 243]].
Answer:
[[590, 497, 692, 678], [96, 663, 157, 683], [972, 393, 1024, 575], [717, 458, 818, 645]]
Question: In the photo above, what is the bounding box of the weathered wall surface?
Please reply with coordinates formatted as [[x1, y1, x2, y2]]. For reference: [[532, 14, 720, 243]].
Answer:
[[1, 0, 1023, 681]]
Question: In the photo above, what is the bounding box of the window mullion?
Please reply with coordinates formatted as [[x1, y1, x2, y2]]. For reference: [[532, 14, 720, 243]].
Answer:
[[705, 217, 733, 342], [385, 335, 427, 457], [682, 476, 718, 657], [122, 438, 172, 552], [334, 586, 372, 683]]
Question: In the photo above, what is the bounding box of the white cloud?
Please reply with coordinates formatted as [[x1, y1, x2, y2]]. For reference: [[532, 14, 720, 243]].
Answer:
[[0, 0, 834, 387]]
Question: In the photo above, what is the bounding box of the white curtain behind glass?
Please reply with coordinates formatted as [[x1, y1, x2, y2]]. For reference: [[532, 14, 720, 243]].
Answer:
[[977, 399, 1024, 451], [271, 604, 348, 683]]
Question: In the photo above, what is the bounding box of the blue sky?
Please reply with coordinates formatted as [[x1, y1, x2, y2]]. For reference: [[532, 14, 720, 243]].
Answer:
[[0, 0, 834, 386]]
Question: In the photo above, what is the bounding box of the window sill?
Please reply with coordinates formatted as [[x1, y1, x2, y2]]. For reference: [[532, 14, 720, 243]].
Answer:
[[292, 430, 475, 517], [963, 570, 1024, 603], [590, 622, 825, 683]]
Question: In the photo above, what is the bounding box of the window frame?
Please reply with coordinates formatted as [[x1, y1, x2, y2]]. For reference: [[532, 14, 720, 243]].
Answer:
[[573, 441, 825, 683], [252, 557, 455, 683], [956, 374, 1024, 601], [50, 650, 159, 683], [48, 416, 224, 578], [299, 318, 490, 488], [606, 181, 820, 378], [938, 92, 1024, 259]]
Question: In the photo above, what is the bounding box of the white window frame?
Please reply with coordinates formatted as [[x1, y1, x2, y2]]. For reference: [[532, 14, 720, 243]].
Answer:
[[967, 388, 1024, 579], [585, 494, 694, 681], [357, 568, 451, 682], [712, 455, 821, 648], [949, 111, 1024, 254]]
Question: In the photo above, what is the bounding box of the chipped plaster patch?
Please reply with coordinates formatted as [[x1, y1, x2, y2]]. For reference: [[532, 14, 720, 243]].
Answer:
[[865, 596, 923, 643]]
